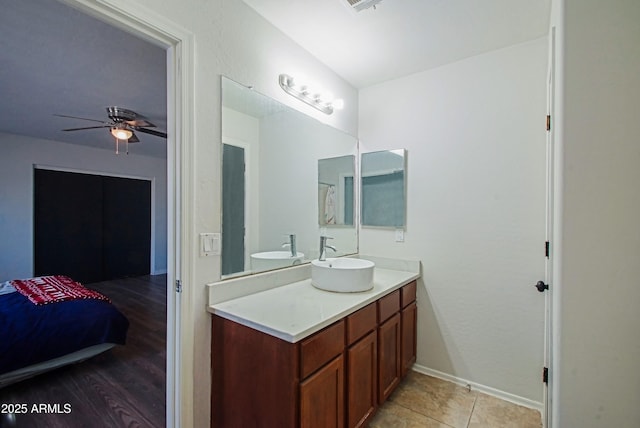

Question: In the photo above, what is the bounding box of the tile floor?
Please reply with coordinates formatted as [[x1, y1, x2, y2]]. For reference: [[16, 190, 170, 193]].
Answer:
[[369, 371, 542, 428]]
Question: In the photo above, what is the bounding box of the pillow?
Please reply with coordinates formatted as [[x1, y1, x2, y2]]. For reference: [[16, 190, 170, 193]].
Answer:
[[0, 281, 17, 296]]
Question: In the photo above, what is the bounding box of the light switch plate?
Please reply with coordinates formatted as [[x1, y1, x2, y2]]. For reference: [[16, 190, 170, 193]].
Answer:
[[395, 229, 404, 242], [200, 232, 221, 256]]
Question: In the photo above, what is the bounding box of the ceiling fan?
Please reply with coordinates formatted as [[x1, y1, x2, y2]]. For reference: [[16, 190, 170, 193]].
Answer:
[[55, 106, 167, 153]]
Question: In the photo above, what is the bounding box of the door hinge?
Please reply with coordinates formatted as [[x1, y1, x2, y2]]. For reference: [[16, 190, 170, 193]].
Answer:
[[175, 279, 182, 293], [543, 367, 549, 384], [546, 115, 551, 131], [545, 241, 550, 258]]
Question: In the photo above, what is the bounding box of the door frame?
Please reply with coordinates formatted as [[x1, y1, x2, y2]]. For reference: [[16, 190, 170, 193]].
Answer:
[[61, 1, 195, 426]]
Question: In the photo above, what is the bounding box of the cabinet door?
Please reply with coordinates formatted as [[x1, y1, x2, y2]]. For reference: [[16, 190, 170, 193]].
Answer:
[[401, 302, 417, 377], [347, 331, 377, 428], [378, 312, 401, 403], [300, 355, 345, 428]]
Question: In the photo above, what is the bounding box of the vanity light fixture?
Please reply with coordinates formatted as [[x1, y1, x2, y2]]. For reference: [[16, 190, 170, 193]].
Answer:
[[278, 74, 343, 115]]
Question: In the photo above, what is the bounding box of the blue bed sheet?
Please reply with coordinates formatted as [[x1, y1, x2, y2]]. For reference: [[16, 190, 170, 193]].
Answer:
[[0, 290, 129, 375]]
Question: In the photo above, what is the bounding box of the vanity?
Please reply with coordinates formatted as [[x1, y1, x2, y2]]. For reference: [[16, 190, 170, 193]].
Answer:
[[213, 77, 415, 427], [208, 259, 419, 428]]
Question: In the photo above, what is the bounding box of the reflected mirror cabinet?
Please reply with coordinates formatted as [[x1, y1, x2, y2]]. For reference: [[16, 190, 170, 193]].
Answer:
[[220, 76, 407, 279]]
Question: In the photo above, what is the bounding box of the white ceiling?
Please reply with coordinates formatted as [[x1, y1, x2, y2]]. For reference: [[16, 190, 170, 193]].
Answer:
[[0, 0, 167, 158], [0, 0, 550, 158], [243, 0, 551, 88]]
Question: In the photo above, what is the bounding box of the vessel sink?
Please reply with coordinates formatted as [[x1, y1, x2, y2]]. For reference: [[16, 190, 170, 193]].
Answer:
[[311, 258, 375, 293], [251, 251, 304, 272]]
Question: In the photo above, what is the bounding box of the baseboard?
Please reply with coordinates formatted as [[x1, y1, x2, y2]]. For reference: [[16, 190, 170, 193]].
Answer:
[[411, 364, 544, 412]]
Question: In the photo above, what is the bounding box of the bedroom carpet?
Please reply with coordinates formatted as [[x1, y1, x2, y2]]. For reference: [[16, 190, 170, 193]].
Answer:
[[0, 274, 166, 428]]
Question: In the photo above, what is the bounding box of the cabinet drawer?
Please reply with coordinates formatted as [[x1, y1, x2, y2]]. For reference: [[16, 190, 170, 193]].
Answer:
[[346, 303, 377, 346], [301, 320, 345, 379], [401, 281, 417, 308], [378, 290, 400, 323]]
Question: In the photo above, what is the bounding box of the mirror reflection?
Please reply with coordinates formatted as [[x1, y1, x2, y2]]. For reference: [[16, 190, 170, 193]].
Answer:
[[361, 149, 407, 228], [318, 155, 355, 227], [221, 77, 358, 278]]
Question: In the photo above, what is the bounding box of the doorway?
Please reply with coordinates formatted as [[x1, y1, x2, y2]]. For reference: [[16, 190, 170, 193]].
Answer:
[[32, 0, 192, 425], [222, 143, 246, 276]]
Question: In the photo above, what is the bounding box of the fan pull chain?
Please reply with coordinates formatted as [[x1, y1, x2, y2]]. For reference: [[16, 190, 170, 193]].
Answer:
[[114, 137, 131, 155]]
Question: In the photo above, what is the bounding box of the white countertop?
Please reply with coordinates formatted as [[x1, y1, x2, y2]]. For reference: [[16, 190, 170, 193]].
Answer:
[[208, 266, 419, 343]]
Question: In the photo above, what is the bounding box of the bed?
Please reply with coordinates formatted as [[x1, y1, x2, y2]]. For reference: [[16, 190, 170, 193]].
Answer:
[[0, 275, 129, 388]]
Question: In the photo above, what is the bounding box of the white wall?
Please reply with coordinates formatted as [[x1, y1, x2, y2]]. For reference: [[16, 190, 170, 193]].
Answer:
[[359, 38, 548, 403], [0, 132, 167, 281], [552, 0, 640, 426]]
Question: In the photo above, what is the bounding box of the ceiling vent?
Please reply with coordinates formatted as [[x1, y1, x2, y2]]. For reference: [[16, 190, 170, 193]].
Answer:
[[346, 0, 384, 12]]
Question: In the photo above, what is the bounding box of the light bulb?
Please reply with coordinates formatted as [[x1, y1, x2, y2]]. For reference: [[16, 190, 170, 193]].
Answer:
[[111, 127, 133, 140]]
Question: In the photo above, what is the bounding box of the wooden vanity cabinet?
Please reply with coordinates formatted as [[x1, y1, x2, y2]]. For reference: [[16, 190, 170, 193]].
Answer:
[[346, 303, 377, 428], [211, 316, 300, 428], [377, 290, 401, 403], [401, 281, 418, 377], [211, 281, 418, 428], [300, 355, 345, 428], [300, 321, 346, 428], [377, 281, 418, 402]]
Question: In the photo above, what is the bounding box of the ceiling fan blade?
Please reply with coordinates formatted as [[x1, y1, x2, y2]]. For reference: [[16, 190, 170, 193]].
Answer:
[[134, 127, 167, 138], [128, 132, 140, 143], [126, 119, 155, 128], [54, 114, 105, 124], [62, 125, 111, 131]]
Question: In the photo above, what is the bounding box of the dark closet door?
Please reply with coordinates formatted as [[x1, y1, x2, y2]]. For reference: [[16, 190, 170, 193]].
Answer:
[[34, 169, 151, 284], [102, 176, 151, 279], [34, 169, 104, 284]]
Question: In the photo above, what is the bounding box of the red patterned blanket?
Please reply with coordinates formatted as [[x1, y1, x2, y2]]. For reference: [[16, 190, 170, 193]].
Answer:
[[11, 275, 110, 306]]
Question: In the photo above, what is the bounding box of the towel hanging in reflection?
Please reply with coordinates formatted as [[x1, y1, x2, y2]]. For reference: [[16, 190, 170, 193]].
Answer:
[[325, 185, 336, 225]]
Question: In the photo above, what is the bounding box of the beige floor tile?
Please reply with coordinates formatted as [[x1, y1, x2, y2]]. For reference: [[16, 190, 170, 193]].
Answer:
[[369, 401, 453, 428], [388, 372, 477, 428], [468, 393, 542, 428]]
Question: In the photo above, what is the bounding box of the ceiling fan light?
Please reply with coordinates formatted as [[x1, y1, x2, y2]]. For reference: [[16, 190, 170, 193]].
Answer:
[[111, 127, 133, 140]]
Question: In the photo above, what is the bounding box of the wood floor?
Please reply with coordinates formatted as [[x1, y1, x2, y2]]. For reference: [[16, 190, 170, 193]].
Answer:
[[0, 275, 167, 428]]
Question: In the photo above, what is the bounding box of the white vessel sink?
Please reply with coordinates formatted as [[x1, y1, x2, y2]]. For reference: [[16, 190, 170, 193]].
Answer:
[[311, 258, 375, 293], [251, 251, 304, 272]]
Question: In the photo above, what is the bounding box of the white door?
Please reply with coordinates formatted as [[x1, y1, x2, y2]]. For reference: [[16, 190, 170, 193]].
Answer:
[[542, 26, 557, 428]]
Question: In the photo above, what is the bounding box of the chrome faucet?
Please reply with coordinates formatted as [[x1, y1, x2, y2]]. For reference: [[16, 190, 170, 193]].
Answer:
[[319, 236, 337, 261], [282, 234, 297, 257]]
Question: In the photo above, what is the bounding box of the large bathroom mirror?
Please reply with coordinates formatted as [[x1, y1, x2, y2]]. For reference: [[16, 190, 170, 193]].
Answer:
[[221, 76, 358, 278], [361, 149, 407, 228]]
